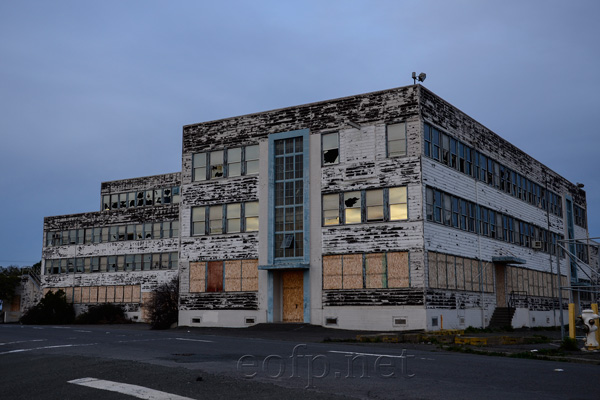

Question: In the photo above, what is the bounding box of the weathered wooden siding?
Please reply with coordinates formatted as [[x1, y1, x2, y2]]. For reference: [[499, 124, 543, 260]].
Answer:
[[101, 172, 181, 195], [323, 288, 424, 307]]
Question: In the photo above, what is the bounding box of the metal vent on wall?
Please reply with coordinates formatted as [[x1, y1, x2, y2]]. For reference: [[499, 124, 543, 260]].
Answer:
[[245, 317, 256, 324], [325, 317, 338, 325], [393, 317, 407, 326], [191, 317, 201, 324]]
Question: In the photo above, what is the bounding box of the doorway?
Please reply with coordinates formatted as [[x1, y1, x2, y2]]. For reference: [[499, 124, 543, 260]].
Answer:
[[282, 270, 304, 322]]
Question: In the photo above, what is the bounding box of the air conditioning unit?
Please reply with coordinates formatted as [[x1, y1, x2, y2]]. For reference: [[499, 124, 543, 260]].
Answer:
[[532, 241, 543, 250]]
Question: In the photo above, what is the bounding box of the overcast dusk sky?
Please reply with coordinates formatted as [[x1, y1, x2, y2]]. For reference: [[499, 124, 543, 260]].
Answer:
[[1, 1, 599, 267]]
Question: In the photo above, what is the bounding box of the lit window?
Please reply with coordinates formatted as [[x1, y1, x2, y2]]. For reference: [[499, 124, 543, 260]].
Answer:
[[344, 191, 362, 224], [245, 201, 259, 232], [366, 189, 384, 222], [322, 132, 339, 165], [322, 194, 340, 225], [389, 187, 408, 220], [387, 123, 407, 157]]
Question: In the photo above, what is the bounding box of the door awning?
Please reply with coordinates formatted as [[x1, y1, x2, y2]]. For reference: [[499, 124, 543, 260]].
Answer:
[[492, 256, 526, 265]]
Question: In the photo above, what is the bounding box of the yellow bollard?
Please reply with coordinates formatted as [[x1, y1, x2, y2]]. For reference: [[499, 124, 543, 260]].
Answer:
[[569, 303, 576, 339], [592, 304, 600, 346]]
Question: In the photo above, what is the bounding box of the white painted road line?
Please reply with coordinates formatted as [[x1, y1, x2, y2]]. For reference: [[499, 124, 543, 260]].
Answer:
[[175, 338, 214, 343], [0, 339, 46, 346], [0, 343, 97, 355], [68, 377, 195, 400], [328, 350, 413, 359]]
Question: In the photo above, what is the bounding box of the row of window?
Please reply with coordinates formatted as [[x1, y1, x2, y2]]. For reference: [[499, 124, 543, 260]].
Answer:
[[322, 252, 409, 290], [192, 144, 259, 181], [189, 259, 259, 293], [45, 252, 178, 274], [43, 285, 142, 304], [192, 202, 259, 236], [424, 123, 563, 217], [322, 186, 408, 226], [574, 204, 587, 228], [46, 221, 179, 247], [102, 186, 180, 211], [428, 252, 494, 293], [320, 122, 407, 166], [425, 187, 565, 256]]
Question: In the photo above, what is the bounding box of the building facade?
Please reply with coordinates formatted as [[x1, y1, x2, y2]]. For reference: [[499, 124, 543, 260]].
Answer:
[[40, 85, 594, 330]]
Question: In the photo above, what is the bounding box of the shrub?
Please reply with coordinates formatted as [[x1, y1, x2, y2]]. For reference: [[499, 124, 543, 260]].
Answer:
[[20, 290, 75, 325], [560, 337, 579, 351], [148, 277, 179, 330], [75, 303, 130, 324]]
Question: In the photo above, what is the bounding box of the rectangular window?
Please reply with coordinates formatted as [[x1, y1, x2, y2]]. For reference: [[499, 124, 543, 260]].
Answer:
[[227, 203, 241, 233], [210, 150, 224, 179], [441, 134, 450, 165], [245, 201, 259, 232], [323, 193, 340, 226], [119, 193, 127, 209], [432, 127, 440, 161], [193, 153, 206, 182], [245, 145, 259, 175], [451, 197, 459, 228], [172, 186, 180, 204], [207, 261, 223, 292], [450, 138, 457, 169], [389, 187, 408, 220], [102, 195, 110, 211], [387, 122, 407, 157], [443, 193, 452, 226], [425, 187, 434, 221], [434, 189, 442, 223], [154, 189, 163, 205], [209, 205, 223, 234], [153, 222, 162, 239], [227, 147, 242, 177], [192, 207, 206, 236], [344, 191, 362, 224], [366, 189, 384, 222], [322, 132, 339, 165]]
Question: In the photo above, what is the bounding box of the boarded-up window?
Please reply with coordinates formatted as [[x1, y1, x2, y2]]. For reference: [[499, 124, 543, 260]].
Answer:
[[463, 258, 472, 291], [471, 259, 480, 292], [485, 264, 494, 293], [89, 286, 98, 303], [190, 262, 206, 293], [342, 254, 363, 289], [114, 286, 124, 302], [437, 254, 448, 289], [123, 285, 133, 303], [241, 259, 259, 291], [388, 252, 409, 288], [207, 261, 223, 292], [81, 287, 90, 303], [365, 253, 386, 289], [98, 286, 106, 303], [132, 285, 141, 302], [456, 257, 465, 290], [225, 260, 242, 292], [106, 286, 115, 303], [446, 255, 456, 290], [323, 255, 342, 289], [428, 252, 438, 288]]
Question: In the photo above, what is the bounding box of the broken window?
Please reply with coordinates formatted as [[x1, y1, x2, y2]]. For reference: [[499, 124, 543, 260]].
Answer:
[[227, 147, 242, 177], [322, 193, 340, 226], [163, 188, 171, 204], [209, 205, 223, 234], [118, 226, 126, 241], [152, 253, 161, 270], [366, 189, 384, 222], [245, 201, 259, 232], [245, 145, 259, 175], [102, 195, 110, 211], [172, 186, 180, 204], [145, 190, 153, 206], [450, 138, 457, 169], [125, 255, 135, 271], [387, 122, 407, 158], [111, 194, 119, 209], [210, 150, 224, 179], [126, 225, 135, 241], [227, 203, 241, 233], [192, 207, 205, 236], [107, 256, 117, 272], [128, 192, 136, 207], [135, 224, 143, 240], [193, 153, 207, 181], [119, 193, 127, 209], [154, 189, 162, 205], [322, 132, 339, 165], [137, 191, 145, 207], [344, 191, 362, 224], [441, 133, 450, 165]]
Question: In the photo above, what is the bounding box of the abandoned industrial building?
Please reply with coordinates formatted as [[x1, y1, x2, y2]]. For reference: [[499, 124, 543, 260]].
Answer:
[[38, 84, 597, 331]]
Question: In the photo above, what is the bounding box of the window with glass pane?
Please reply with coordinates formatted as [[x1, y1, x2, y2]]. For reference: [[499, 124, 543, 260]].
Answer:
[[172, 186, 180, 204], [102, 195, 110, 211], [153, 222, 162, 239], [144, 223, 152, 239], [192, 207, 205, 236], [322, 132, 339, 165], [171, 221, 179, 237], [135, 224, 143, 240], [154, 189, 162, 205], [193, 153, 206, 181], [245, 145, 259, 175], [387, 122, 407, 157], [322, 194, 340, 225], [344, 191, 362, 224], [210, 150, 224, 179], [227, 203, 241, 233], [118, 226, 126, 241], [389, 187, 408, 220], [128, 192, 136, 207], [366, 189, 384, 221], [227, 148, 242, 177], [245, 201, 259, 231], [119, 193, 127, 208], [274, 137, 304, 258], [209, 205, 223, 234]]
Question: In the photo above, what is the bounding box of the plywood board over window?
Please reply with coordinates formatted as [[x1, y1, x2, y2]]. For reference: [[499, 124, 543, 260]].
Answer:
[[388, 252, 409, 288], [456, 257, 465, 290], [342, 254, 363, 289], [225, 260, 242, 292], [106, 286, 115, 303], [428, 252, 438, 288], [123, 285, 133, 303], [241, 259, 258, 291], [207, 261, 223, 292], [446, 255, 456, 290], [190, 261, 206, 293], [114, 286, 124, 302], [132, 285, 141, 303], [322, 255, 342, 290], [463, 258, 472, 291], [98, 286, 107, 303], [89, 286, 98, 303], [81, 287, 90, 303], [365, 253, 386, 289]]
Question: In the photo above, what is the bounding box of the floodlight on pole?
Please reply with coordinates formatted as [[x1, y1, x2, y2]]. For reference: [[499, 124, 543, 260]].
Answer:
[[412, 72, 427, 84]]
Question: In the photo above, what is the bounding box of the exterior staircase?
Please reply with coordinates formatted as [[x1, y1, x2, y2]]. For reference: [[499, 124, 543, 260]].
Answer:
[[487, 307, 515, 329]]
